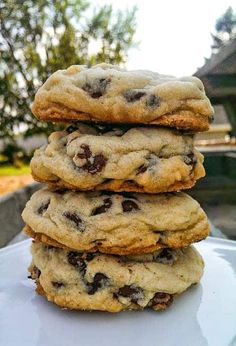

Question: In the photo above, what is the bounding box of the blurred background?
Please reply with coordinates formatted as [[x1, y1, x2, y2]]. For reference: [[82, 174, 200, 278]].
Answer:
[[0, 0, 236, 246]]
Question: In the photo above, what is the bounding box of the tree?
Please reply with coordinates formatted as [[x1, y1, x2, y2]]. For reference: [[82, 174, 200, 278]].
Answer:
[[0, 0, 137, 148], [211, 7, 236, 52]]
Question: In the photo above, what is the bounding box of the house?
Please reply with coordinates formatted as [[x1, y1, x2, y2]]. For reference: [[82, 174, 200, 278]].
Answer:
[[190, 39, 236, 209], [195, 37, 236, 144]]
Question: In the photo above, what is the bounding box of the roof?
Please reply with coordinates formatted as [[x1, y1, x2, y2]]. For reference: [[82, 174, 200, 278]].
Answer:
[[195, 38, 236, 77]]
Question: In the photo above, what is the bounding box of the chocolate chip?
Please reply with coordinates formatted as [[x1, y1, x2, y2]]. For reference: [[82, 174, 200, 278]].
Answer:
[[146, 94, 160, 108], [82, 78, 110, 98], [67, 252, 107, 293], [124, 90, 146, 102], [67, 251, 80, 266], [183, 153, 197, 166], [157, 248, 172, 260], [37, 200, 50, 215], [52, 281, 65, 289], [77, 144, 107, 175], [155, 248, 175, 265], [64, 211, 83, 229], [67, 251, 87, 275], [136, 164, 148, 174], [149, 292, 173, 308], [77, 144, 92, 160], [89, 154, 107, 174], [87, 273, 109, 295], [114, 285, 144, 303], [122, 200, 140, 212], [92, 197, 112, 215]]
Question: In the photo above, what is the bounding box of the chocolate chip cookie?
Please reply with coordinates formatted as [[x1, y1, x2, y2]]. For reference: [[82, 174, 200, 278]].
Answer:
[[29, 241, 204, 312], [31, 63, 213, 131], [22, 189, 210, 255], [30, 123, 205, 194]]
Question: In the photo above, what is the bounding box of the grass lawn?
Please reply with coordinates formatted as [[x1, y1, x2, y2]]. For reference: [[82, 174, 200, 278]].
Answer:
[[0, 165, 31, 176]]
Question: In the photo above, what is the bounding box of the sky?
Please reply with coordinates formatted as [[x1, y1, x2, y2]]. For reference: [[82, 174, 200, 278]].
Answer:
[[92, 0, 235, 76]]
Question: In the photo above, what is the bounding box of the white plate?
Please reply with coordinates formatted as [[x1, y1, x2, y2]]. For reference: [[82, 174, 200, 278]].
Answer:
[[0, 237, 236, 346]]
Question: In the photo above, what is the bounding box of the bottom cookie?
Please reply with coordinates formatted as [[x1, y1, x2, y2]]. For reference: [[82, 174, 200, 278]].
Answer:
[[29, 241, 204, 312]]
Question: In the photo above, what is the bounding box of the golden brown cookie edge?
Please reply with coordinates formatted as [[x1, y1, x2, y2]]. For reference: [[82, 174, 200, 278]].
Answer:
[[24, 224, 209, 256], [32, 104, 210, 132], [31, 169, 205, 194]]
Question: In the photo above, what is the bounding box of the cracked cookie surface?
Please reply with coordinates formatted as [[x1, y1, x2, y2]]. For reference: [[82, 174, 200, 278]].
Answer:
[[29, 241, 204, 312], [30, 123, 205, 194], [31, 63, 213, 131], [22, 189, 210, 255]]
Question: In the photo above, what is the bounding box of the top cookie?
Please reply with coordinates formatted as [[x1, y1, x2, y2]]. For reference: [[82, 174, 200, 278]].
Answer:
[[32, 63, 213, 131]]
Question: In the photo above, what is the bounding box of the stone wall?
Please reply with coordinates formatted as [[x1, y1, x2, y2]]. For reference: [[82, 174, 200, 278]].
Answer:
[[0, 183, 40, 248]]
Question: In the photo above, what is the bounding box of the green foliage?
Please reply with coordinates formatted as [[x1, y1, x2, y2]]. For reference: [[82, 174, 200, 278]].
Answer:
[[0, 164, 31, 176], [0, 143, 31, 166], [0, 0, 137, 147], [211, 7, 236, 52]]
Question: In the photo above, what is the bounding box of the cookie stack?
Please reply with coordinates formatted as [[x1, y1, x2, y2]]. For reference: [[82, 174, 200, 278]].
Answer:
[[22, 64, 213, 312]]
